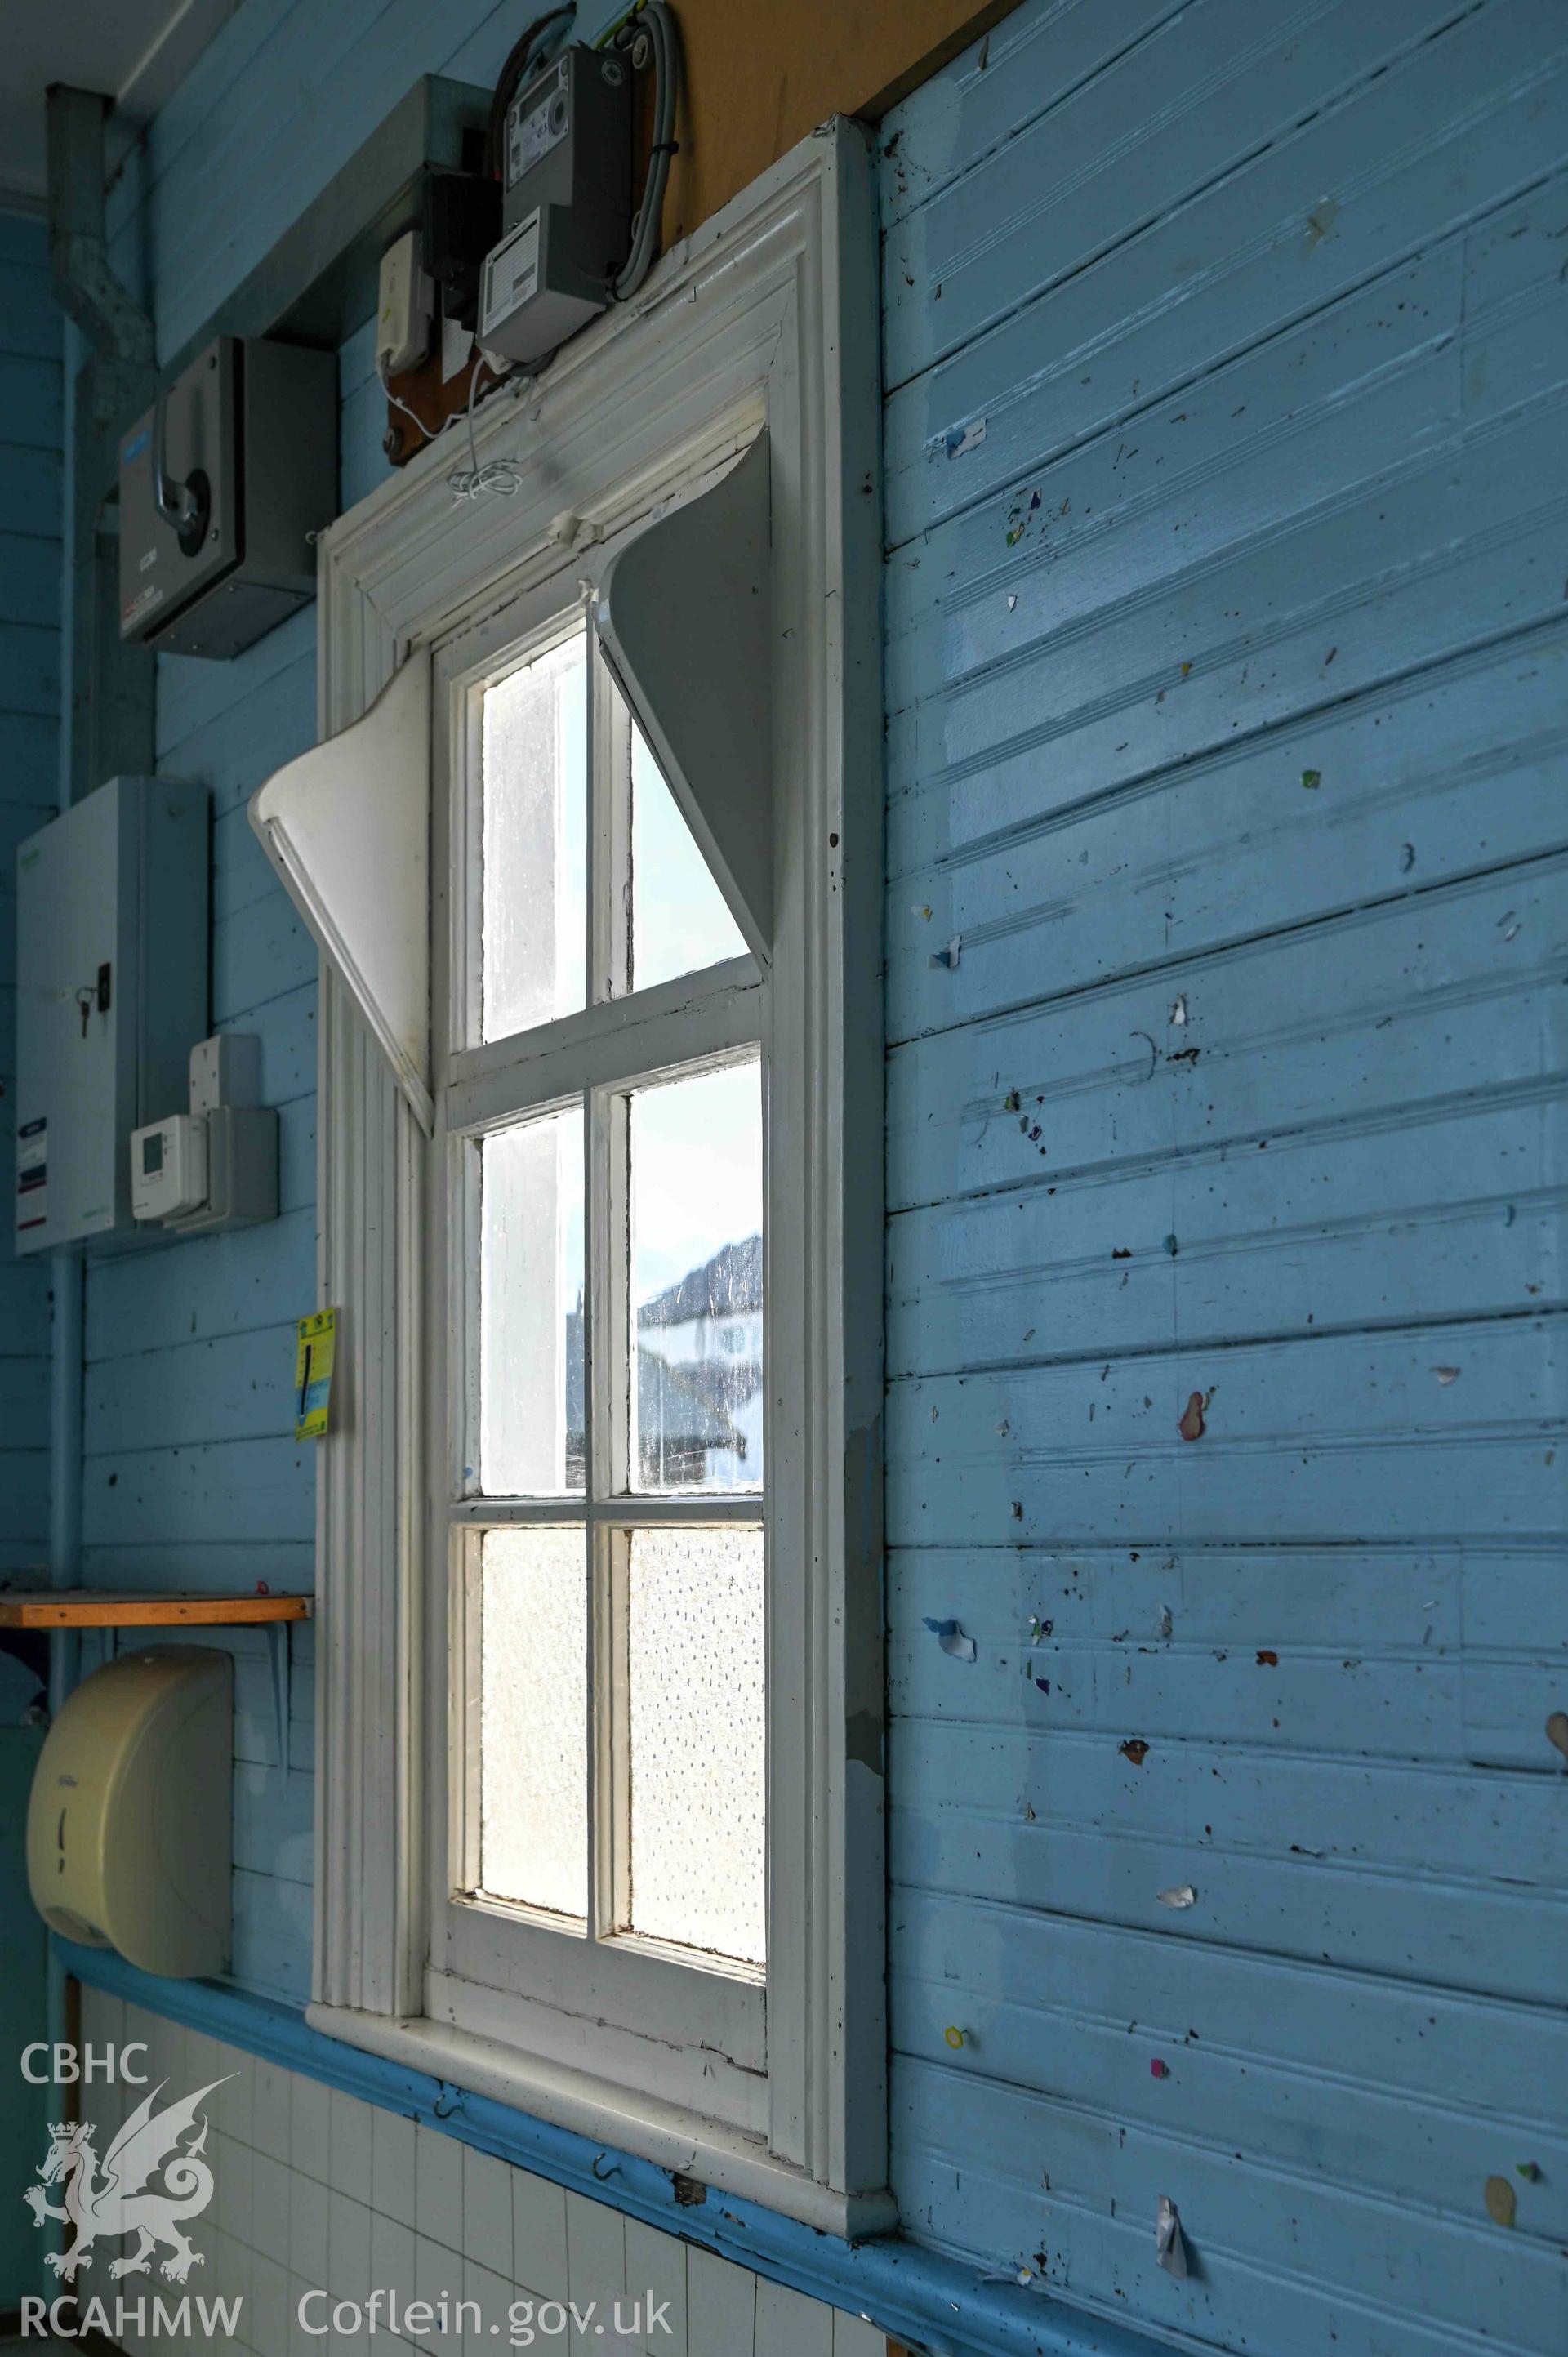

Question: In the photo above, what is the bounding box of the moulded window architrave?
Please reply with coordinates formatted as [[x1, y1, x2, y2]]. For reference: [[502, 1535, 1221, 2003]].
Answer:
[[286, 121, 890, 2236]]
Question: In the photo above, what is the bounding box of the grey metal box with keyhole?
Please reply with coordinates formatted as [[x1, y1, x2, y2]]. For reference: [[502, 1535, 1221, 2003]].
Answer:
[[14, 777, 208, 1254], [118, 336, 336, 661]]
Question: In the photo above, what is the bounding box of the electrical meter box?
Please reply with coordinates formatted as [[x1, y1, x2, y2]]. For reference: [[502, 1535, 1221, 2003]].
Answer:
[[480, 44, 631, 366], [14, 775, 209, 1254], [118, 336, 336, 661]]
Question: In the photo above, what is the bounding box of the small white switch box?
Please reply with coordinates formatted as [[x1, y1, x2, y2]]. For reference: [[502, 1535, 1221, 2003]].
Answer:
[[189, 1030, 260, 1117], [376, 228, 433, 376], [131, 1112, 207, 1221]]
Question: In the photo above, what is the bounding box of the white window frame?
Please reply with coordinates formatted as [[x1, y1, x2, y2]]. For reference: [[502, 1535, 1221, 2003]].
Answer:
[[300, 123, 890, 2236], [426, 575, 768, 2125]]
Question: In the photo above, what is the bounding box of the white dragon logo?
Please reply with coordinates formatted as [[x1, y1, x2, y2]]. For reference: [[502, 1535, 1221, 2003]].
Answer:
[[24, 2078, 230, 2283]]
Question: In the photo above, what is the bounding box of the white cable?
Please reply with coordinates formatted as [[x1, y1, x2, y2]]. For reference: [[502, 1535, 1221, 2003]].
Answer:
[[445, 357, 536, 502], [376, 356, 439, 446]]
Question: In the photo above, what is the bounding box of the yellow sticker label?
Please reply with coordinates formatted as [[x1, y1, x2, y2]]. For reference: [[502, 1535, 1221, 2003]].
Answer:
[[294, 1308, 338, 1441]]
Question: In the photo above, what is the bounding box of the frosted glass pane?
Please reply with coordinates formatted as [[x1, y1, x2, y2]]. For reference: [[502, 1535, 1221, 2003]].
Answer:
[[479, 1526, 588, 1918], [630, 1059, 763, 1493], [631, 722, 746, 991], [482, 632, 587, 1041], [628, 1526, 764, 1963], [479, 1105, 585, 1495]]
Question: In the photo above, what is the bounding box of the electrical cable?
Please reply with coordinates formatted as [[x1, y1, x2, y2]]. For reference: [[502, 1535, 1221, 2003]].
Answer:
[[376, 356, 444, 448], [445, 354, 540, 501], [610, 0, 681, 304]]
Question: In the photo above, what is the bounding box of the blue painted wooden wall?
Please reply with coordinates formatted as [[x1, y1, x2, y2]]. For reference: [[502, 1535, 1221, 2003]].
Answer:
[[0, 210, 59, 1582], [878, 4, 1568, 2353]]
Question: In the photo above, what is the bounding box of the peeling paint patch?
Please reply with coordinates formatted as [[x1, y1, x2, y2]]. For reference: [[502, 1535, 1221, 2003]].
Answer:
[[942, 418, 987, 459], [923, 1616, 978, 1663], [1178, 1391, 1207, 1441]]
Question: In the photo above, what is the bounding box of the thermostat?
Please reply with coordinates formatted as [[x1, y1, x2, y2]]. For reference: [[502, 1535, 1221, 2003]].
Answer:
[[129, 1031, 277, 1235], [131, 1114, 207, 1222]]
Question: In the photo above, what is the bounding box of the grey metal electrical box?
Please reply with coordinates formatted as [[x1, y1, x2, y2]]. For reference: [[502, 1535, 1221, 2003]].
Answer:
[[479, 45, 630, 366], [118, 336, 336, 661], [14, 777, 209, 1254]]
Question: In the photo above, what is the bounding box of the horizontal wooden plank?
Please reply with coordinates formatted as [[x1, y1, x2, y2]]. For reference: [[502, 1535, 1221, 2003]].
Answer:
[[0, 619, 60, 716], [0, 529, 60, 629], [889, 628, 1568, 1035], [0, 708, 59, 802], [0, 261, 60, 362], [890, 2113, 1559, 2357], [891, 1094, 1565, 1376], [888, 394, 1568, 874], [884, 0, 1453, 388], [0, 215, 47, 268], [892, 1962, 1568, 2240], [888, 864, 1568, 1207], [884, 4, 1568, 536], [87, 1202, 316, 1361], [893, 1884, 1568, 2128], [229, 1864, 312, 2001], [0, 1590, 310, 1628], [212, 878, 314, 1024], [0, 445, 63, 542], [154, 604, 314, 763], [77, 1541, 318, 1599], [0, 1358, 48, 1452], [79, 1435, 316, 1548], [885, 1539, 1561, 1655], [889, 1695, 1567, 1882], [0, 1451, 48, 1553], [212, 795, 298, 929], [233, 1761, 314, 1883], [880, 0, 1183, 231], [887, 1311, 1566, 1548], [84, 1321, 304, 1455], [0, 1260, 51, 1354], [886, 225, 1468, 724], [0, 357, 61, 453], [155, 643, 317, 818]]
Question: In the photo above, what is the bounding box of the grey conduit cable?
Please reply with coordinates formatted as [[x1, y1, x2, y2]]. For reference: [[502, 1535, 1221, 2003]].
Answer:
[[612, 0, 681, 302]]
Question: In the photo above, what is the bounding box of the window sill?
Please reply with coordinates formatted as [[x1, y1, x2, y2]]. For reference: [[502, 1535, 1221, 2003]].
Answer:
[[305, 1999, 898, 2240]]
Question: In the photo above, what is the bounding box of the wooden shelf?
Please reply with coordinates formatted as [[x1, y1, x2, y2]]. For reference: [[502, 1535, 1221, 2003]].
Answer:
[[0, 1591, 313, 1630]]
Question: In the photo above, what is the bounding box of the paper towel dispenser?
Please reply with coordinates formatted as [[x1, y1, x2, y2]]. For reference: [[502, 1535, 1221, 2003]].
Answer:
[[27, 1648, 232, 1980]]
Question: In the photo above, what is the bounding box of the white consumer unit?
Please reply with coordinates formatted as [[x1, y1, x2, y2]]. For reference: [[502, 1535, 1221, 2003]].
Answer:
[[14, 775, 208, 1254]]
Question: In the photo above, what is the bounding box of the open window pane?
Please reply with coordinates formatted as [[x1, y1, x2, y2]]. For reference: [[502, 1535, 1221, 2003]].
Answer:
[[479, 1104, 585, 1495], [481, 631, 588, 1042], [479, 1526, 588, 1918], [627, 1526, 765, 1964], [631, 721, 746, 991], [630, 1059, 763, 1493]]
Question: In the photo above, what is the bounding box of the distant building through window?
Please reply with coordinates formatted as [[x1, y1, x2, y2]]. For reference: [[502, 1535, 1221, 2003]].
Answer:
[[564, 1232, 764, 1489]]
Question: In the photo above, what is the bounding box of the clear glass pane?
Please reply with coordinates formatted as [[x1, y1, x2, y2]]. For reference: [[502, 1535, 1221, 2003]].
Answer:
[[479, 1104, 585, 1495], [631, 722, 747, 991], [479, 1526, 587, 1918], [481, 630, 588, 1041], [628, 1525, 765, 1963], [630, 1059, 763, 1493]]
